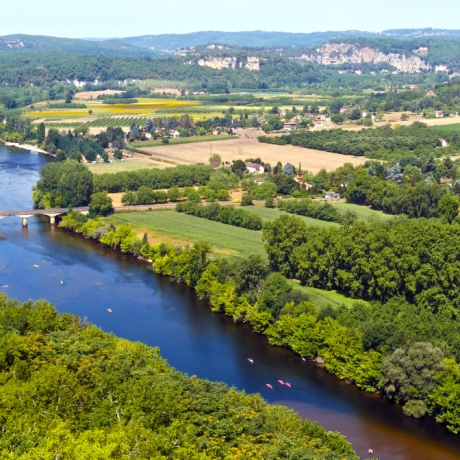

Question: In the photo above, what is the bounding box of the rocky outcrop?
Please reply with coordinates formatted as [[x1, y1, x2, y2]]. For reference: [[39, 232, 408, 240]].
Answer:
[[300, 42, 432, 73]]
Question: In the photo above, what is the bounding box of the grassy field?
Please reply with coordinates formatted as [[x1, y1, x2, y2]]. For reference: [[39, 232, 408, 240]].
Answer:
[[328, 202, 397, 222], [429, 123, 460, 132], [111, 210, 266, 259], [289, 281, 361, 309], [132, 134, 238, 148], [245, 206, 340, 228], [245, 202, 394, 226]]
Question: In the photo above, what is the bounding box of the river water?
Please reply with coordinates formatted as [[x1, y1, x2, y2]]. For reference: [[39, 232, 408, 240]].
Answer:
[[0, 144, 459, 460]]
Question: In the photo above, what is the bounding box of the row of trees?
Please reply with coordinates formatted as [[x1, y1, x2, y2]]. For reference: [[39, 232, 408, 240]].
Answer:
[[93, 164, 215, 193], [176, 201, 263, 230], [276, 198, 344, 223]]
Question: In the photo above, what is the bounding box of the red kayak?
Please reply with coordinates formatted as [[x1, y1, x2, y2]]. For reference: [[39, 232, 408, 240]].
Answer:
[[266, 384, 273, 389], [301, 357, 306, 362], [285, 382, 292, 388], [278, 380, 285, 385], [247, 358, 254, 363]]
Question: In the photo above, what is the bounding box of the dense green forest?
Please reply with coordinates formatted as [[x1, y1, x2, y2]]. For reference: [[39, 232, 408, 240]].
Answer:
[[0, 293, 357, 459], [0, 51, 330, 88]]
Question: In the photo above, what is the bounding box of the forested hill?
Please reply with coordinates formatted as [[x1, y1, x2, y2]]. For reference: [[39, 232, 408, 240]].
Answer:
[[0, 51, 328, 87], [0, 34, 161, 57]]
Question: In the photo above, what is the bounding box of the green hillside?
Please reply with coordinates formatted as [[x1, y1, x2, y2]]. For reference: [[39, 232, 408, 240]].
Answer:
[[0, 34, 161, 57]]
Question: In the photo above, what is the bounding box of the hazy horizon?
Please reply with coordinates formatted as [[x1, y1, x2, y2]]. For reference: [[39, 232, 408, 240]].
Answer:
[[3, 0, 458, 39]]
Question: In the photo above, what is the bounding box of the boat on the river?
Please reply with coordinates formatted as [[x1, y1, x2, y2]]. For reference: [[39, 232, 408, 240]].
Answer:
[[278, 380, 285, 385], [247, 358, 253, 363], [266, 384, 273, 389], [33, 265, 39, 268], [107, 309, 113, 313], [301, 357, 306, 362], [285, 382, 292, 388]]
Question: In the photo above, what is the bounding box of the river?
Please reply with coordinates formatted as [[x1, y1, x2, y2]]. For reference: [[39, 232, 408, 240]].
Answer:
[[0, 144, 459, 460]]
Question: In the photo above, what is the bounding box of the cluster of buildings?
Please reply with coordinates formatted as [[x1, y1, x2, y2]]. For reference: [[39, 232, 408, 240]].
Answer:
[[299, 42, 432, 73], [282, 112, 331, 131]]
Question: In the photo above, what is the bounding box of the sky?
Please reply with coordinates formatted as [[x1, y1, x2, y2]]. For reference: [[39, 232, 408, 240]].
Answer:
[[3, 0, 459, 38]]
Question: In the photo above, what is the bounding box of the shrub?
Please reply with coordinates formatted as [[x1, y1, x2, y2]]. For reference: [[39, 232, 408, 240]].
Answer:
[[241, 194, 254, 206]]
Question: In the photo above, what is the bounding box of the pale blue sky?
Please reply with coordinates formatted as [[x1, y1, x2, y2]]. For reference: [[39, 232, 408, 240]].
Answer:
[[3, 0, 458, 38]]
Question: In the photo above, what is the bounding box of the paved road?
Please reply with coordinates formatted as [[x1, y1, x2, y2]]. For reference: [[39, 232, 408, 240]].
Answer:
[[0, 201, 246, 218]]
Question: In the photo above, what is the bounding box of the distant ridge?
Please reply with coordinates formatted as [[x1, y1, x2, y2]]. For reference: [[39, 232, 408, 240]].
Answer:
[[2, 29, 460, 56]]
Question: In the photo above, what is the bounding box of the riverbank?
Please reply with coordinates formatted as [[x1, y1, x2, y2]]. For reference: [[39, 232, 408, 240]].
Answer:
[[0, 140, 53, 156]]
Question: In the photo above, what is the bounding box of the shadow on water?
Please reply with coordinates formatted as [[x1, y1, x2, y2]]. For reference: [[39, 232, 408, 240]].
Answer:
[[1, 145, 460, 460]]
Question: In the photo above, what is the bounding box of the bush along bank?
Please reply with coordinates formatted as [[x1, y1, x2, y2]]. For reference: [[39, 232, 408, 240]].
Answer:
[[57, 210, 460, 434], [0, 294, 357, 460]]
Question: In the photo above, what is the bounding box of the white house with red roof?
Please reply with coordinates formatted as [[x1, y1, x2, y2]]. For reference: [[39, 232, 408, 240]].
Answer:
[[439, 138, 448, 147]]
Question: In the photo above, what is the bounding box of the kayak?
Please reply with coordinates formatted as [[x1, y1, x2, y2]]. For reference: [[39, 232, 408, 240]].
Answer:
[[247, 358, 254, 363], [266, 384, 273, 389], [107, 309, 113, 313], [301, 357, 306, 362], [285, 383, 292, 388], [278, 380, 285, 385], [33, 265, 39, 268]]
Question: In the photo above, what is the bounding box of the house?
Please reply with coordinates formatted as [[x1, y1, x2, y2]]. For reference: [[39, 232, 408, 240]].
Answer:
[[314, 121, 325, 128], [440, 138, 449, 147], [254, 178, 265, 184], [426, 90, 436, 97], [170, 130, 180, 138], [303, 183, 312, 190], [281, 110, 288, 116], [211, 162, 221, 169], [143, 132, 152, 139], [440, 178, 453, 185], [316, 114, 327, 120], [304, 113, 314, 118], [283, 122, 296, 131], [436, 111, 444, 118], [245, 162, 265, 174]]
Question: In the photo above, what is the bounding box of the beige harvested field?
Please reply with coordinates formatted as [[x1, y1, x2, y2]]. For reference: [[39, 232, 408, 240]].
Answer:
[[75, 90, 124, 100], [139, 129, 365, 173], [152, 88, 181, 95]]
